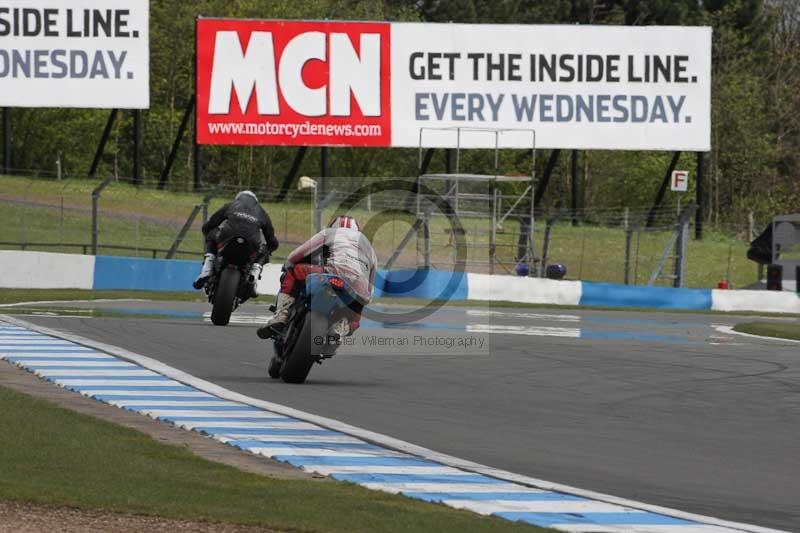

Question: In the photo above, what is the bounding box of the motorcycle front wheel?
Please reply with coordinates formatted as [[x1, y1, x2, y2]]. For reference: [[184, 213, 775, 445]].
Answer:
[[210, 267, 240, 326]]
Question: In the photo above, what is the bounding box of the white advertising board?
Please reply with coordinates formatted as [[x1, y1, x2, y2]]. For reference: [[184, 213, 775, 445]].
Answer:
[[391, 23, 711, 151], [0, 0, 149, 109], [196, 20, 710, 151]]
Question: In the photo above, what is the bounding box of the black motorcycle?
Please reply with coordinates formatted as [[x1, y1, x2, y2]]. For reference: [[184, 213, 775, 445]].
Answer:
[[268, 273, 358, 383], [205, 235, 261, 326]]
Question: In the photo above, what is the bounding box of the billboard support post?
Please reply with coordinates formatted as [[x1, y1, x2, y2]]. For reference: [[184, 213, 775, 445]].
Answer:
[[646, 151, 681, 228], [533, 149, 560, 207], [158, 96, 195, 190], [276, 147, 308, 202], [695, 151, 705, 240], [320, 146, 329, 199], [89, 109, 119, 178], [571, 150, 580, 226], [2, 108, 9, 175], [133, 110, 142, 186], [193, 133, 201, 191]]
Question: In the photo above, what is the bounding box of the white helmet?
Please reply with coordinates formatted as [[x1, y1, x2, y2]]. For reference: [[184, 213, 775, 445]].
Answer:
[[329, 215, 360, 231], [235, 190, 258, 203]]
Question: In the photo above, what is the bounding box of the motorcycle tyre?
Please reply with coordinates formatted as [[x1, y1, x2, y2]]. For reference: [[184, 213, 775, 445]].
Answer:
[[210, 267, 240, 326], [267, 341, 283, 379], [279, 314, 317, 384]]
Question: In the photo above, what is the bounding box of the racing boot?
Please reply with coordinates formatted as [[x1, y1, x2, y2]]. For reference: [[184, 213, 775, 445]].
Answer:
[[247, 263, 263, 298], [257, 293, 294, 339], [193, 253, 215, 289]]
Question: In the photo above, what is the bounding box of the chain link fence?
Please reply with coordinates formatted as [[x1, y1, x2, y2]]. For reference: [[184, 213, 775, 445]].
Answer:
[[1, 174, 771, 289]]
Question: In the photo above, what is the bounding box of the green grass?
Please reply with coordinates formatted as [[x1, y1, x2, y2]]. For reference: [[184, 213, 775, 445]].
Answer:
[[733, 322, 800, 340], [0, 385, 546, 532], [1, 175, 762, 288], [0, 289, 203, 305]]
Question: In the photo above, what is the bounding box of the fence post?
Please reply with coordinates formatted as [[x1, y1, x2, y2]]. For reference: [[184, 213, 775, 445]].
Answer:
[[91, 176, 114, 256], [489, 189, 497, 274], [2, 107, 10, 175]]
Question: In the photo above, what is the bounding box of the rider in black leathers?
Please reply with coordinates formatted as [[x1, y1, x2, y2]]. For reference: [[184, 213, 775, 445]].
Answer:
[[193, 191, 279, 294]]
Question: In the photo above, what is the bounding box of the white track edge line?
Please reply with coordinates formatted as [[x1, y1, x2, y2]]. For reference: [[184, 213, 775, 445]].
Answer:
[[1, 314, 787, 533], [712, 325, 800, 344]]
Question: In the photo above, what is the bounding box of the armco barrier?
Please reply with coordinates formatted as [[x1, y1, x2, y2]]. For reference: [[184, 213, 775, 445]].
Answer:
[[1, 251, 798, 313]]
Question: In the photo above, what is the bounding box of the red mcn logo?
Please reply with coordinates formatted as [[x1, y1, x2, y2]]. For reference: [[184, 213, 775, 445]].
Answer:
[[196, 20, 391, 146]]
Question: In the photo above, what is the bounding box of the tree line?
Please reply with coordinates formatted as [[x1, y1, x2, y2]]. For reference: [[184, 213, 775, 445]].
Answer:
[[3, 0, 798, 225]]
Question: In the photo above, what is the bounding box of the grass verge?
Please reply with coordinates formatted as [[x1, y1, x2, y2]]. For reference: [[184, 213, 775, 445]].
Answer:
[[0, 289, 204, 305], [733, 322, 800, 341], [0, 384, 545, 533]]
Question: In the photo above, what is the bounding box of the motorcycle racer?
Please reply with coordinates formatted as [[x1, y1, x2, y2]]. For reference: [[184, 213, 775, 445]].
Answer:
[[257, 215, 377, 339]]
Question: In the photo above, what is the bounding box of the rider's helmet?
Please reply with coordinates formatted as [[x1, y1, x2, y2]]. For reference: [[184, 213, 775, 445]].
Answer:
[[329, 215, 360, 231], [235, 190, 258, 203], [545, 263, 567, 280]]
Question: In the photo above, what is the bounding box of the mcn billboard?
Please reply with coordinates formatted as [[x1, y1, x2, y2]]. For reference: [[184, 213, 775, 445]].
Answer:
[[196, 19, 711, 151]]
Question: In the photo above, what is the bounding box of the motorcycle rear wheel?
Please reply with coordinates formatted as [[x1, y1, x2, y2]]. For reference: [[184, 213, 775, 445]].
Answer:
[[210, 267, 240, 326], [267, 341, 283, 379]]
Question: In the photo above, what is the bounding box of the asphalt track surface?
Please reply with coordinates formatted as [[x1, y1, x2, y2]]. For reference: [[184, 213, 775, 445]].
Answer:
[[20, 301, 800, 531]]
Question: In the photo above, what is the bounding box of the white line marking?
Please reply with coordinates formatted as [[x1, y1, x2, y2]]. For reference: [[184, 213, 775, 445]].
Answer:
[[139, 411, 289, 419], [555, 526, 743, 533], [218, 435, 363, 444], [712, 325, 800, 344], [466, 309, 581, 322], [302, 466, 472, 475], [2, 353, 116, 359], [246, 448, 403, 457], [107, 400, 244, 408], [467, 324, 581, 337], [169, 420, 321, 430], [444, 499, 636, 515], [1, 314, 787, 533], [33, 369, 159, 377], [55, 379, 186, 387], [359, 483, 540, 493], [81, 390, 214, 398], [14, 361, 137, 367]]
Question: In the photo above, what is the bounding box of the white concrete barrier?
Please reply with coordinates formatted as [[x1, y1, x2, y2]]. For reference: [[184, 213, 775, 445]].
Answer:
[[255, 263, 284, 296], [467, 273, 582, 306], [711, 289, 800, 314], [0, 251, 95, 289]]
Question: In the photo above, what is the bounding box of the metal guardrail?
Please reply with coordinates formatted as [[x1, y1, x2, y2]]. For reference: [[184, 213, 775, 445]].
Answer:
[[0, 241, 204, 259]]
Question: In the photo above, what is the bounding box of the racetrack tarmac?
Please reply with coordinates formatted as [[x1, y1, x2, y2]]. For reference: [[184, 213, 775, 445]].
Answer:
[[20, 302, 800, 531]]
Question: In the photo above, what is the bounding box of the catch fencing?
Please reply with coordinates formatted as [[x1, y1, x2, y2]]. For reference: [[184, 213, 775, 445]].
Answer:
[[1, 174, 769, 290]]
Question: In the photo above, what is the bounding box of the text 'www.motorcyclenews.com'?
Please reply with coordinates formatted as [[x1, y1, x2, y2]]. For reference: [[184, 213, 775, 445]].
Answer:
[[207, 121, 382, 138]]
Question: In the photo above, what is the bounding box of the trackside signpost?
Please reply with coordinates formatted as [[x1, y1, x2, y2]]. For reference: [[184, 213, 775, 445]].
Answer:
[[670, 170, 689, 192], [195, 20, 711, 151]]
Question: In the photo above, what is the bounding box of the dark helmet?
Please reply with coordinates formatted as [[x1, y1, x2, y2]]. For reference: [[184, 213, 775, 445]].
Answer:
[[234, 190, 258, 203], [515, 261, 530, 277], [545, 263, 567, 280], [329, 215, 360, 231]]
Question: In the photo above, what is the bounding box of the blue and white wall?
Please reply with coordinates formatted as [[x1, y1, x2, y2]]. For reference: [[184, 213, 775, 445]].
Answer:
[[1, 251, 798, 314]]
